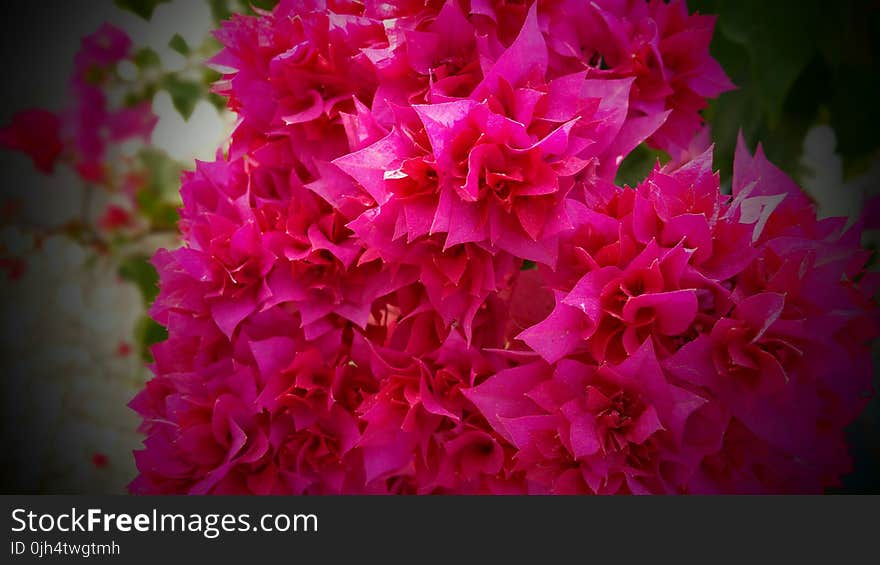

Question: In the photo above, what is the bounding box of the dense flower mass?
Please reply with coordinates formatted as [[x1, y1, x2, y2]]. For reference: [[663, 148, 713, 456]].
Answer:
[[132, 0, 876, 494]]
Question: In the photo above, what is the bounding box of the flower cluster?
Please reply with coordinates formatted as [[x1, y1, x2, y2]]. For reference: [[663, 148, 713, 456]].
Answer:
[[1, 24, 156, 184], [0, 24, 158, 237], [132, 0, 875, 494]]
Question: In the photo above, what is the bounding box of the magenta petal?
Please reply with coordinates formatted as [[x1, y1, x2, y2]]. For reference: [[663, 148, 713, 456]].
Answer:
[[519, 292, 590, 363], [413, 100, 479, 171], [628, 404, 664, 445], [563, 266, 620, 322], [736, 292, 785, 340], [622, 290, 698, 336], [210, 293, 257, 338], [248, 336, 296, 380], [333, 129, 416, 204], [560, 400, 602, 458], [542, 71, 589, 121], [476, 3, 547, 94], [499, 415, 559, 451], [362, 432, 415, 483], [463, 362, 547, 444]]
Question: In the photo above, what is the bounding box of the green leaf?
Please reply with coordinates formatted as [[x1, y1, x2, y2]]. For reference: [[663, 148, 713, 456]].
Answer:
[[134, 147, 183, 230], [713, 0, 822, 124], [135, 182, 180, 231], [168, 34, 191, 57], [162, 75, 203, 120], [211, 0, 279, 20], [113, 0, 171, 20], [123, 87, 157, 108], [615, 145, 668, 188], [136, 193, 179, 230], [118, 255, 160, 305], [135, 316, 168, 363], [248, 0, 280, 11], [202, 67, 222, 84], [208, 93, 228, 112], [208, 0, 233, 23], [133, 47, 161, 70]]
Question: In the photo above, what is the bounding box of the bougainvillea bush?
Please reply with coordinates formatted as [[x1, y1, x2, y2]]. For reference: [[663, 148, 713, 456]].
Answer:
[[130, 0, 878, 494]]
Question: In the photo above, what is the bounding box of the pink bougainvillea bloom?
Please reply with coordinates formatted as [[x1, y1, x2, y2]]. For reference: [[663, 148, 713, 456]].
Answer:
[[510, 141, 876, 493], [211, 1, 385, 152], [98, 205, 133, 231], [0, 24, 157, 184], [334, 5, 662, 334], [74, 23, 132, 83], [465, 341, 707, 494], [64, 85, 157, 184], [542, 0, 735, 152], [0, 109, 64, 173], [60, 24, 153, 182], [131, 0, 875, 495]]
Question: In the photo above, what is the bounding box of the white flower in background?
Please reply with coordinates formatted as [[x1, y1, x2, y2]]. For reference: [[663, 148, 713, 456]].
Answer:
[[0, 235, 146, 494]]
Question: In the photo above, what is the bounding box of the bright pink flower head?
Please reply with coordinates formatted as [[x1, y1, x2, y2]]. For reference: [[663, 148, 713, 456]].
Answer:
[[392, 1, 483, 101], [511, 142, 876, 493], [167, 152, 411, 341], [464, 341, 708, 493], [212, 1, 385, 141], [352, 330, 523, 493], [64, 87, 157, 183], [520, 147, 740, 364], [333, 6, 661, 335]]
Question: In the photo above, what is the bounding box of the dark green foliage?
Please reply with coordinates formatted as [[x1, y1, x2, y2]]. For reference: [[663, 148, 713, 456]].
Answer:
[[118, 255, 160, 305], [690, 0, 880, 182], [114, 0, 172, 20]]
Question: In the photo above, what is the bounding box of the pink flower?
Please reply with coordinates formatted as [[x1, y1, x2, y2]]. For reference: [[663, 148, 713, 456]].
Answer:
[[543, 0, 735, 152], [62, 24, 156, 183], [64, 86, 156, 184], [513, 140, 874, 492], [464, 341, 707, 494], [346, 322, 527, 493], [0, 24, 157, 184], [520, 147, 739, 364], [131, 0, 875, 495], [74, 23, 132, 84], [0, 109, 63, 173], [165, 153, 412, 341], [212, 3, 384, 142], [333, 6, 656, 333], [98, 205, 134, 231]]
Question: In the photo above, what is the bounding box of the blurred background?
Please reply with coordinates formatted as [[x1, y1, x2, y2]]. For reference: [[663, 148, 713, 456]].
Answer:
[[0, 0, 265, 493], [0, 0, 877, 493]]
